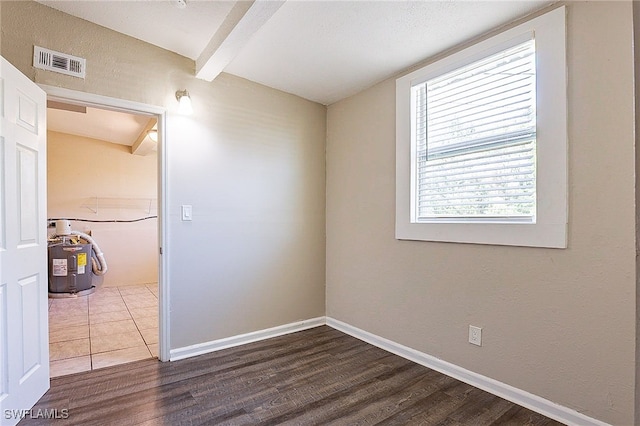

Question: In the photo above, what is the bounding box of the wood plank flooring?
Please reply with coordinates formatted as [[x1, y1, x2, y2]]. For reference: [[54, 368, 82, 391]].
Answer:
[[21, 326, 565, 425]]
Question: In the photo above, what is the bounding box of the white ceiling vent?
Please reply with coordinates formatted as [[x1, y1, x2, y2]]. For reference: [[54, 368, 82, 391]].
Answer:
[[33, 46, 86, 79]]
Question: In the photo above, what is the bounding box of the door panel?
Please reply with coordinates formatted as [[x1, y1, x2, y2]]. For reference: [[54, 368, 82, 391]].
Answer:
[[0, 283, 7, 399], [16, 145, 38, 245], [19, 275, 41, 381], [16, 92, 38, 134], [0, 56, 48, 426], [0, 137, 5, 250]]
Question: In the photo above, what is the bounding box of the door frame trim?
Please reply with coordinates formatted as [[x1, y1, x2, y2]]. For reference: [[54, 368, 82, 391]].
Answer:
[[39, 84, 170, 362]]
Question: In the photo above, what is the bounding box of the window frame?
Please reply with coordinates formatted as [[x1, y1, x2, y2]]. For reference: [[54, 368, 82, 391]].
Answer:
[[395, 6, 567, 248]]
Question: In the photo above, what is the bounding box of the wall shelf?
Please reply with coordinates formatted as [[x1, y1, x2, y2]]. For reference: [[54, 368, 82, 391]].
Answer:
[[81, 196, 157, 215]]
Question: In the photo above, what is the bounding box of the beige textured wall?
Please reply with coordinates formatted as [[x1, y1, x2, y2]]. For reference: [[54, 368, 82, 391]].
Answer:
[[2, 1, 326, 349], [47, 131, 158, 287], [326, 2, 635, 424], [634, 2, 640, 423]]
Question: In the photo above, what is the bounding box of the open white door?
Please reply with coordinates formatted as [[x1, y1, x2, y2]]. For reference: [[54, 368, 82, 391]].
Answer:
[[0, 57, 49, 425]]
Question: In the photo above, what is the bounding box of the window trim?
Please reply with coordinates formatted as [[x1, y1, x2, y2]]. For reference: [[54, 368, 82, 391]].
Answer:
[[395, 6, 567, 248]]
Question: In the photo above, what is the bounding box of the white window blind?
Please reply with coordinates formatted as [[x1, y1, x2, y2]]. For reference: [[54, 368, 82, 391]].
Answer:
[[413, 39, 536, 220]]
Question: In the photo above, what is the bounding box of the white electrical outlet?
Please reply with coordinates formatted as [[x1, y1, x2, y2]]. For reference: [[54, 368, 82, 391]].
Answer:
[[469, 325, 482, 346]]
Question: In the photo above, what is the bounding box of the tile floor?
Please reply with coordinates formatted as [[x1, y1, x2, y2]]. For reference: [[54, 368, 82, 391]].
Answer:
[[48, 283, 158, 378]]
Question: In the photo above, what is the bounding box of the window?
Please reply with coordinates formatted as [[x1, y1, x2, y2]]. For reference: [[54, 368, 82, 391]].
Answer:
[[396, 6, 567, 248], [416, 40, 536, 221]]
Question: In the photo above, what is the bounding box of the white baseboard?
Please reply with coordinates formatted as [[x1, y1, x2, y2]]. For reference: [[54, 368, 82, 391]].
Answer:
[[326, 317, 609, 426], [170, 317, 326, 361]]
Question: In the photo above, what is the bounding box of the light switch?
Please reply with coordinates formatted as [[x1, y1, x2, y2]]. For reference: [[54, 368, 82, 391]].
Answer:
[[181, 205, 192, 221]]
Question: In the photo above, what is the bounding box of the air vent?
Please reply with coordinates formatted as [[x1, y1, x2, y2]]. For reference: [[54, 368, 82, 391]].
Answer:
[[33, 46, 86, 79]]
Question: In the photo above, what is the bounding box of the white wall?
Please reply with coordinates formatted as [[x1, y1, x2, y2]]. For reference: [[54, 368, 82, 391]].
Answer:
[[1, 0, 326, 350], [47, 131, 158, 287], [326, 2, 636, 424]]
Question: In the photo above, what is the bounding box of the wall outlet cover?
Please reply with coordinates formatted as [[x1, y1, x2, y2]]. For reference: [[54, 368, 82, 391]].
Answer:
[[469, 325, 482, 346]]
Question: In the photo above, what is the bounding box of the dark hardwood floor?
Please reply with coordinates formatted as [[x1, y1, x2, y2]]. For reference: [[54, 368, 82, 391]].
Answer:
[[22, 326, 564, 425]]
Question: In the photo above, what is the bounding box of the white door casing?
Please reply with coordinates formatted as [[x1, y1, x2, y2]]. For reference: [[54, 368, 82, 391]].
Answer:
[[0, 56, 49, 425], [41, 84, 169, 363]]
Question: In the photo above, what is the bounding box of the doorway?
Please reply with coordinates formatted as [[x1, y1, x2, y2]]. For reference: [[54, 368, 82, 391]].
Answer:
[[41, 86, 168, 373]]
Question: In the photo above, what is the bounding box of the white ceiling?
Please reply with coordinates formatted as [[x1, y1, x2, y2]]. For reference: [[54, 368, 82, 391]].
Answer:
[[48, 106, 154, 147], [39, 0, 237, 61], [225, 1, 553, 104], [47, 104, 157, 156], [37, 0, 553, 106]]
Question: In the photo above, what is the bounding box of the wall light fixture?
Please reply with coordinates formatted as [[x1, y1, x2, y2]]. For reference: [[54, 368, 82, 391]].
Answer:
[[175, 89, 193, 115], [147, 129, 158, 142]]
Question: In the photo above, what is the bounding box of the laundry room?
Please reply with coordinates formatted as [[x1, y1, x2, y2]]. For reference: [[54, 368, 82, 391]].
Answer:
[[46, 102, 160, 376]]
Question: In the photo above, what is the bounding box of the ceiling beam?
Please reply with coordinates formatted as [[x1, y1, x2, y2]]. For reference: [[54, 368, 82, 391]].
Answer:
[[131, 118, 157, 156], [195, 0, 285, 81]]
